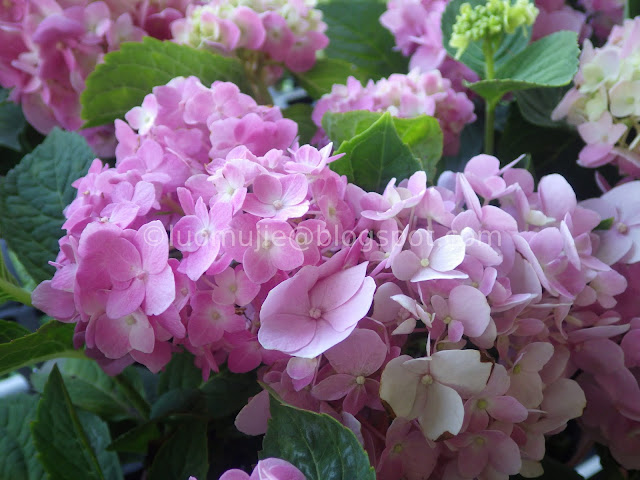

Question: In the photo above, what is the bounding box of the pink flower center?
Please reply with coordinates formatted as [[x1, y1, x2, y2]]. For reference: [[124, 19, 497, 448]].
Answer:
[[125, 316, 136, 326], [474, 436, 486, 447], [356, 375, 365, 385], [273, 200, 284, 210], [211, 310, 221, 321], [444, 315, 452, 324], [618, 222, 629, 234], [229, 284, 238, 293], [513, 364, 522, 374], [309, 307, 322, 319], [476, 399, 488, 409], [262, 239, 273, 250], [420, 258, 430, 267], [392, 443, 403, 454]]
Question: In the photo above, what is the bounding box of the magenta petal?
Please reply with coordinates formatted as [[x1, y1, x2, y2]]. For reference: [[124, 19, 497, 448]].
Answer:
[[243, 246, 276, 284], [128, 311, 155, 354], [321, 277, 376, 332], [258, 313, 316, 354], [343, 385, 368, 415], [106, 237, 142, 282], [325, 328, 386, 376], [253, 174, 283, 204], [179, 241, 220, 281], [448, 285, 490, 337], [280, 173, 308, 205], [310, 262, 368, 312], [106, 279, 145, 319], [172, 215, 204, 253], [487, 396, 528, 423], [291, 319, 354, 358], [135, 221, 169, 274], [311, 374, 355, 400], [143, 264, 175, 316]]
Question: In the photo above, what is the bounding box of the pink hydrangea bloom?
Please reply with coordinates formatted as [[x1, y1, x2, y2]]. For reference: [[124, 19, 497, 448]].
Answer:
[[219, 458, 305, 480], [312, 70, 475, 156]]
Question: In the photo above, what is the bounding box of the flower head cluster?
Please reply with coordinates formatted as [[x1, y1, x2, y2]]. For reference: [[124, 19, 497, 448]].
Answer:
[[33, 77, 640, 476], [171, 0, 328, 78], [235, 153, 640, 477], [0, 0, 189, 156], [311, 70, 476, 156], [450, 0, 538, 58], [380, 0, 479, 92], [552, 18, 640, 178], [219, 458, 305, 479], [32, 75, 377, 378]]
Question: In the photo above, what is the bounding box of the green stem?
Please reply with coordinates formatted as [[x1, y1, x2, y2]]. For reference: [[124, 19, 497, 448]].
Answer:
[[482, 40, 497, 155], [0, 277, 32, 306]]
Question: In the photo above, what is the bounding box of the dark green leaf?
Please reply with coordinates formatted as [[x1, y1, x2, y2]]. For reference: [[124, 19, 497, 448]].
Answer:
[[81, 38, 251, 128], [469, 32, 580, 105], [147, 421, 208, 480], [107, 421, 162, 454], [0, 321, 81, 376], [200, 370, 261, 420], [31, 358, 145, 421], [515, 86, 573, 128], [441, 0, 531, 77], [32, 366, 123, 480], [318, 0, 408, 80], [0, 129, 95, 283], [0, 90, 26, 151], [150, 389, 203, 420], [294, 58, 371, 99], [282, 103, 317, 145], [0, 394, 45, 480], [626, 0, 640, 19], [439, 116, 484, 174], [0, 319, 30, 343], [157, 352, 203, 396], [261, 396, 375, 480], [330, 112, 423, 192]]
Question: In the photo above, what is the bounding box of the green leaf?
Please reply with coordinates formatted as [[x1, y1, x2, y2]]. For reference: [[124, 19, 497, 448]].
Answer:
[[294, 58, 370, 99], [200, 370, 261, 420], [0, 249, 33, 306], [330, 112, 423, 192], [32, 366, 123, 480], [0, 394, 45, 480], [30, 358, 145, 421], [157, 352, 203, 396], [282, 103, 317, 145], [0, 319, 30, 343], [626, 0, 640, 19], [468, 31, 580, 105], [261, 396, 375, 480], [439, 119, 484, 174], [0, 128, 95, 283], [81, 37, 251, 128], [515, 86, 572, 128], [147, 421, 208, 480], [441, 0, 531, 77], [150, 389, 203, 420], [0, 321, 81, 376], [107, 421, 162, 454], [318, 0, 408, 80], [0, 89, 26, 151]]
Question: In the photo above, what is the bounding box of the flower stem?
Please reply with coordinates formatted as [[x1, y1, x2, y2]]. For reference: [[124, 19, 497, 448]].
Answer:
[[483, 40, 497, 155], [0, 277, 32, 306]]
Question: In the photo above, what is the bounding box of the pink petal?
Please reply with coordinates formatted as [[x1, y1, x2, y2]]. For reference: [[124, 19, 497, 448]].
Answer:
[[135, 221, 169, 274], [143, 264, 175, 316], [418, 382, 464, 440], [258, 313, 316, 354], [448, 285, 490, 338], [106, 278, 146, 319], [311, 374, 356, 400], [321, 277, 376, 332], [391, 250, 420, 281], [172, 216, 204, 253], [310, 262, 369, 312], [486, 396, 528, 423], [325, 328, 387, 376], [429, 235, 466, 271], [253, 174, 283, 204]]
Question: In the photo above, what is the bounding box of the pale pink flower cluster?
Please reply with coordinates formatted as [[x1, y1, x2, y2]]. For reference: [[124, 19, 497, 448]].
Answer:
[[32, 78, 640, 475], [0, 0, 189, 156], [379, 0, 479, 93], [171, 0, 328, 78], [311, 70, 476, 156], [234, 154, 640, 477], [552, 18, 640, 177]]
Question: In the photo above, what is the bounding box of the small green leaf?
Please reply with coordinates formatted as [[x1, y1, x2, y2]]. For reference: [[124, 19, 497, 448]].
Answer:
[[0, 394, 45, 480], [330, 112, 423, 192], [441, 0, 531, 77], [31, 358, 146, 421], [596, 217, 615, 231], [294, 58, 370, 99], [318, 0, 408, 80], [0, 319, 30, 343], [468, 31, 580, 105], [81, 37, 251, 128], [626, 0, 640, 18], [0, 128, 95, 283], [261, 395, 375, 480], [282, 103, 317, 145], [157, 352, 203, 396], [147, 421, 209, 480], [0, 89, 26, 151], [150, 389, 202, 420], [32, 366, 123, 480], [515, 86, 573, 128]]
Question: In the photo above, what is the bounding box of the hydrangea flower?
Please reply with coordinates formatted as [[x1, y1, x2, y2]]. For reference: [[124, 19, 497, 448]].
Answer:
[[312, 69, 476, 156], [552, 17, 640, 178]]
